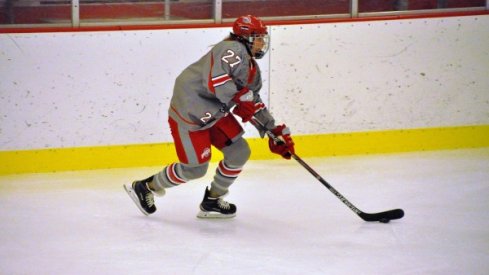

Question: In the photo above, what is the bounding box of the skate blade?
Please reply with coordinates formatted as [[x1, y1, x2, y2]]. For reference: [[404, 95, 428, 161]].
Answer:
[[123, 183, 150, 216], [196, 210, 236, 219]]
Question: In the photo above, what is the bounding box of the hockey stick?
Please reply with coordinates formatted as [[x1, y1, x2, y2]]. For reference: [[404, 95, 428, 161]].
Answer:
[[251, 117, 404, 223]]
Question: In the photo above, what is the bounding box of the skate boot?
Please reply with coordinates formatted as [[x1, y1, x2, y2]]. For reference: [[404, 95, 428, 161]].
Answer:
[[124, 180, 163, 216], [197, 187, 236, 219]]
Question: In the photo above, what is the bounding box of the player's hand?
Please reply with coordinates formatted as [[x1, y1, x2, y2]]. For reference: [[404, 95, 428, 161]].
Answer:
[[232, 88, 265, 122], [268, 124, 295, 159]]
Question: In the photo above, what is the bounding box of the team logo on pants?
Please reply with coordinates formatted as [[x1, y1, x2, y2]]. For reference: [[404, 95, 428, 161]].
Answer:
[[201, 147, 211, 159]]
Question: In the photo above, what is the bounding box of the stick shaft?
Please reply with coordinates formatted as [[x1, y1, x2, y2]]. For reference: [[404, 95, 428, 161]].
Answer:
[[251, 117, 404, 222], [291, 154, 362, 215]]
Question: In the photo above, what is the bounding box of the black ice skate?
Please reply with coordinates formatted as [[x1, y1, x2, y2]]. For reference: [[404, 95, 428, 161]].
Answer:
[[124, 181, 160, 216], [197, 187, 236, 219]]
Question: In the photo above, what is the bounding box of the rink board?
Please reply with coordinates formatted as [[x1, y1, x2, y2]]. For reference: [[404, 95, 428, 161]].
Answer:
[[1, 124, 488, 175]]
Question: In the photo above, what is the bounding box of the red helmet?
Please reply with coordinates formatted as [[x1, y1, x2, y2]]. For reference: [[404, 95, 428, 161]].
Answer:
[[232, 15, 269, 59], [232, 15, 268, 38]]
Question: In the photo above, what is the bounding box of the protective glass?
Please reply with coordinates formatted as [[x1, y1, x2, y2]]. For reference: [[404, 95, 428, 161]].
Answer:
[[249, 33, 270, 59]]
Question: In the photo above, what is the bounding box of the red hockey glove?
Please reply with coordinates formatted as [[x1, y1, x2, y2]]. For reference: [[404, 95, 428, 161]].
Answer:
[[268, 124, 295, 160], [232, 88, 265, 122]]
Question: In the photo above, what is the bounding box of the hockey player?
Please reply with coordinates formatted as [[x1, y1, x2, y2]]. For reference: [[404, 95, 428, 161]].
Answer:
[[124, 15, 295, 218]]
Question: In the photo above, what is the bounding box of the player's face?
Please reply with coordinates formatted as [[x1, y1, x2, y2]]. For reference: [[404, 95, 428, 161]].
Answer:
[[251, 34, 269, 57], [252, 37, 265, 53]]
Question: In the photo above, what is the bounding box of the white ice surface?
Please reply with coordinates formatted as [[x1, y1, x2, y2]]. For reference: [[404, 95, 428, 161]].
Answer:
[[1, 149, 488, 275]]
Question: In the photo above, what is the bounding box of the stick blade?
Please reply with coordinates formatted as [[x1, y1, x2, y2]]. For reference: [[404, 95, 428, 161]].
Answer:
[[359, 208, 404, 222]]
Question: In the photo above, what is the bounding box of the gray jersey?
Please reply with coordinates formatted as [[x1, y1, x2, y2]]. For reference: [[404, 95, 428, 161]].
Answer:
[[169, 38, 275, 133]]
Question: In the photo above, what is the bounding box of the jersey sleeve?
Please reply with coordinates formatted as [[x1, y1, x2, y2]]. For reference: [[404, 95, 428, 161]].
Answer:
[[252, 92, 276, 137], [207, 41, 251, 104]]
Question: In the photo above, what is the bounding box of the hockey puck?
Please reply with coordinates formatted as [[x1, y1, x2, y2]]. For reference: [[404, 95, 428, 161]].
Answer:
[[379, 218, 390, 223]]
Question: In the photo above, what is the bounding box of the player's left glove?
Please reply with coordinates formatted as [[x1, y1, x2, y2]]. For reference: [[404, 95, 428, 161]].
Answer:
[[269, 124, 295, 160], [232, 87, 265, 122]]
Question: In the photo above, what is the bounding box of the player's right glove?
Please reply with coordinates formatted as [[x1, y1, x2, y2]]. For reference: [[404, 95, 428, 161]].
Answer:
[[268, 124, 295, 160], [232, 87, 265, 122]]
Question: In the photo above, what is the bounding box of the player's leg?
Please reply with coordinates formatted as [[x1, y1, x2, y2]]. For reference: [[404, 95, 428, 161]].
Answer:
[[209, 137, 250, 197], [124, 117, 212, 215], [197, 115, 250, 218], [151, 117, 212, 189]]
